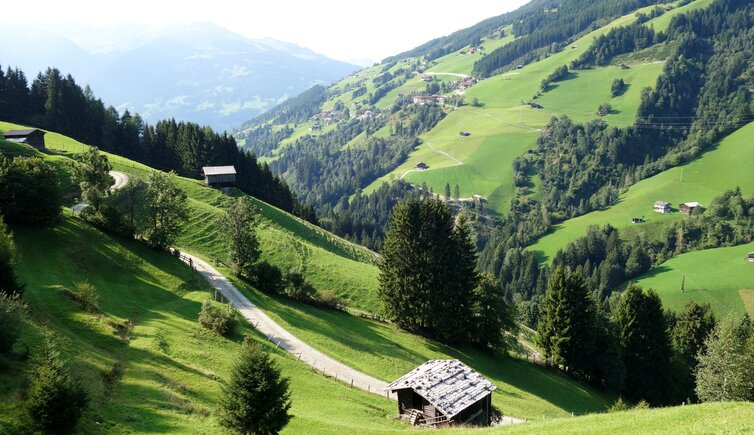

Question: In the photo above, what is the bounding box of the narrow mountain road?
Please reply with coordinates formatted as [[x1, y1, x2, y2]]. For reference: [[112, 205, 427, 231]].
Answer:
[[177, 252, 396, 399], [428, 142, 463, 165], [424, 71, 470, 78], [71, 171, 129, 213]]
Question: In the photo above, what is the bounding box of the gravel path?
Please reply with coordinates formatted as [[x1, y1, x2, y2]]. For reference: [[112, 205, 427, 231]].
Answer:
[[177, 251, 396, 399]]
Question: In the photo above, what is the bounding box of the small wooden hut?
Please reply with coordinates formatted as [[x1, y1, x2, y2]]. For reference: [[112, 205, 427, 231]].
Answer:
[[202, 166, 237, 187], [680, 202, 701, 214], [3, 129, 46, 149], [386, 360, 496, 427]]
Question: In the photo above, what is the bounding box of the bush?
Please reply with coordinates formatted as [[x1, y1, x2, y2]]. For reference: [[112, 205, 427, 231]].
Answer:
[[315, 290, 344, 310], [72, 281, 99, 313], [0, 216, 23, 296], [25, 333, 89, 432], [283, 270, 316, 302], [0, 292, 26, 355], [198, 300, 236, 336], [81, 204, 135, 238], [0, 156, 62, 225], [250, 261, 284, 294]]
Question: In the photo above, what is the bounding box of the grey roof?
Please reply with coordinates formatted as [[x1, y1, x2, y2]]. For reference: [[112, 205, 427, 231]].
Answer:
[[385, 359, 496, 419], [202, 166, 237, 176], [681, 202, 701, 208], [654, 200, 670, 207], [4, 129, 44, 137]]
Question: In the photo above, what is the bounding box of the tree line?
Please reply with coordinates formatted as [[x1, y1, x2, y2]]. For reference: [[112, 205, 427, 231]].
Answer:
[[0, 65, 316, 223]]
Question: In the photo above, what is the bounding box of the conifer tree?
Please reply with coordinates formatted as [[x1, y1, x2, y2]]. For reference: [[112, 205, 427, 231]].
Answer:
[[218, 338, 291, 435], [695, 317, 754, 402], [672, 301, 716, 401], [536, 267, 597, 378], [471, 274, 517, 351], [444, 182, 451, 199], [615, 285, 674, 405], [25, 332, 88, 432], [0, 216, 22, 296]]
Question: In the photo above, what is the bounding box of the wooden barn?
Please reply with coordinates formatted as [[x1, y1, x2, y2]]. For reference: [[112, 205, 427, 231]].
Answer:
[[3, 129, 46, 149], [416, 162, 428, 170], [654, 200, 671, 214], [385, 359, 496, 428], [202, 166, 237, 188], [680, 202, 701, 214]]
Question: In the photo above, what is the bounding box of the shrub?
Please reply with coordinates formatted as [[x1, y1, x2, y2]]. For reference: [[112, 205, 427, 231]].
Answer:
[[283, 270, 316, 302], [72, 281, 99, 313], [198, 300, 236, 336], [0, 292, 26, 355], [316, 290, 344, 310], [0, 216, 23, 296], [609, 396, 630, 412], [0, 156, 62, 225], [81, 204, 135, 238], [25, 333, 89, 432], [250, 261, 284, 294]]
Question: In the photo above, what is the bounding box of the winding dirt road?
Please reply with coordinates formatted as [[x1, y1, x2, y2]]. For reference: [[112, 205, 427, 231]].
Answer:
[[71, 171, 129, 213]]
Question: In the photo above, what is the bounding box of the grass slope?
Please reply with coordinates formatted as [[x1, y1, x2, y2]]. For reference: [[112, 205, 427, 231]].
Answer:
[[530, 121, 754, 262], [363, 4, 669, 213], [0, 216, 406, 434], [634, 240, 754, 317]]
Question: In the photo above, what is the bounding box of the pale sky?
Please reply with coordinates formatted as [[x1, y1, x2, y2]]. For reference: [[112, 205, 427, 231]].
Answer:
[[3, 0, 530, 64]]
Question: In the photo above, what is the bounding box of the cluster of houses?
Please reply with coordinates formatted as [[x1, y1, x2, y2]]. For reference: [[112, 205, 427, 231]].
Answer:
[[652, 201, 702, 215], [465, 45, 484, 55], [455, 77, 477, 91], [412, 95, 445, 105]]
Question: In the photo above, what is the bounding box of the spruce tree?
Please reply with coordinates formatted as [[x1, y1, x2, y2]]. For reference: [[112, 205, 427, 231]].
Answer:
[[0, 216, 23, 296], [615, 285, 674, 405], [444, 182, 451, 199], [536, 267, 597, 379], [471, 274, 517, 351], [672, 301, 716, 401], [218, 338, 291, 435], [25, 333, 88, 432]]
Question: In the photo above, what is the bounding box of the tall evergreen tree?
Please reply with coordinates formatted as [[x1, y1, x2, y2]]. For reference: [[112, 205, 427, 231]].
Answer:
[[0, 216, 22, 296], [471, 274, 517, 352], [379, 199, 478, 343], [672, 301, 716, 402], [218, 338, 291, 435], [615, 285, 675, 405], [536, 267, 597, 379]]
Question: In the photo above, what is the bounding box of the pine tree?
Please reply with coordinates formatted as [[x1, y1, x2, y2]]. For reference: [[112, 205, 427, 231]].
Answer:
[[615, 285, 675, 405], [471, 274, 517, 351], [218, 197, 260, 276], [695, 317, 754, 402], [672, 301, 716, 401], [536, 267, 597, 379], [218, 338, 291, 435], [0, 216, 22, 296], [444, 182, 451, 199], [25, 332, 89, 432], [453, 184, 460, 201]]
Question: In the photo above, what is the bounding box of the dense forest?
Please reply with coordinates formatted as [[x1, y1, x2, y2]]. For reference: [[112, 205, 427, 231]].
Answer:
[[0, 65, 316, 223]]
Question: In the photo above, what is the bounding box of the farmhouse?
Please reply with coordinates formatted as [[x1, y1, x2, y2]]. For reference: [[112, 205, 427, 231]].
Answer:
[[419, 74, 433, 82], [654, 200, 671, 214], [416, 162, 428, 170], [3, 129, 46, 149], [202, 166, 236, 188], [680, 202, 701, 214], [412, 95, 444, 105], [632, 217, 645, 224], [747, 252, 754, 262], [386, 359, 496, 428], [457, 77, 477, 90]]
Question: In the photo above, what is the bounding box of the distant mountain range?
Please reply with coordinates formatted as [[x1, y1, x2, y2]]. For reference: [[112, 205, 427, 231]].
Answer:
[[0, 22, 358, 132]]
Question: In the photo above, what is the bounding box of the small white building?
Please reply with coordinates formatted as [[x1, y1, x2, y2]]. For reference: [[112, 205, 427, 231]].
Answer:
[[654, 200, 671, 214]]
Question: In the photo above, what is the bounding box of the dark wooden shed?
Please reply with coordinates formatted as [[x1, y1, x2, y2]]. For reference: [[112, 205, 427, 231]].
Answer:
[[3, 129, 46, 149], [385, 359, 496, 427], [202, 166, 237, 187]]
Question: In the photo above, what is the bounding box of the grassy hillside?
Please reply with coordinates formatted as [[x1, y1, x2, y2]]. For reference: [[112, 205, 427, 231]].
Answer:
[[530, 121, 754, 262], [0, 121, 383, 313], [0, 216, 410, 434], [362, 3, 672, 213], [476, 402, 754, 434], [633, 240, 754, 317]]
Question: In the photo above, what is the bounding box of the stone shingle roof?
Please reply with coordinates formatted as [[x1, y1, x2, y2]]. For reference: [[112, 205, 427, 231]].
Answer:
[[385, 359, 496, 419], [202, 166, 237, 176]]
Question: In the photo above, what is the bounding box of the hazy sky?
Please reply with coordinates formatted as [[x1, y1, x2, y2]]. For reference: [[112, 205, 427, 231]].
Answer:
[[3, 0, 530, 64]]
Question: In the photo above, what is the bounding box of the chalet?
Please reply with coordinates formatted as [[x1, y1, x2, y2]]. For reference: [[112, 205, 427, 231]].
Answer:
[[3, 129, 46, 149], [386, 359, 496, 427], [747, 252, 754, 262], [412, 95, 444, 105], [473, 194, 486, 204], [632, 217, 645, 224], [416, 162, 428, 170], [202, 166, 236, 188], [680, 202, 701, 214], [309, 124, 322, 132], [459, 131, 471, 137], [620, 64, 631, 70], [359, 110, 375, 120], [419, 74, 433, 82], [654, 200, 671, 214], [457, 77, 477, 90], [528, 102, 543, 109]]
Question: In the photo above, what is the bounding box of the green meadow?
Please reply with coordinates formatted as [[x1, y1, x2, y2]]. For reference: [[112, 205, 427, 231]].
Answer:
[[530, 122, 754, 262], [634, 240, 754, 317]]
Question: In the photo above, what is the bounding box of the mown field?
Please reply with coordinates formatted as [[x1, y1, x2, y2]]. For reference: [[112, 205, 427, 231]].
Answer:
[[634, 240, 754, 317], [530, 121, 754, 262]]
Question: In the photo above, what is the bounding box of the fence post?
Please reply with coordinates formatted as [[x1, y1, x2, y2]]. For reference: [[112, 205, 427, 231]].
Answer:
[[350, 379, 353, 389]]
